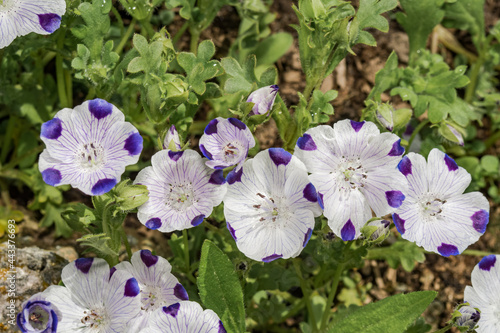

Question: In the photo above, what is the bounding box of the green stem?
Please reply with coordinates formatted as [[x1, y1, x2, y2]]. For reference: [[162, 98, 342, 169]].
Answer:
[[484, 130, 500, 150], [115, 18, 137, 55], [431, 323, 453, 333], [140, 19, 155, 38], [0, 116, 16, 164], [320, 241, 354, 331], [172, 21, 189, 47], [464, 53, 485, 103], [406, 119, 429, 153], [111, 5, 125, 35], [462, 249, 496, 257], [182, 229, 190, 272], [121, 226, 133, 261], [293, 258, 318, 332], [56, 31, 69, 108], [65, 67, 72, 107], [189, 28, 200, 54]]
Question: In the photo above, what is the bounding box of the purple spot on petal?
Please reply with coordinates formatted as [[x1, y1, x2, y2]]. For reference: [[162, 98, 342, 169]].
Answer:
[[227, 222, 237, 241], [109, 267, 116, 279], [262, 254, 283, 262], [199, 144, 213, 160], [385, 190, 405, 208], [227, 168, 243, 184], [388, 139, 404, 156], [205, 119, 218, 135], [209, 170, 226, 185], [471, 210, 489, 233], [397, 156, 412, 176], [75, 258, 94, 274], [41, 118, 62, 139], [392, 213, 405, 234], [124, 278, 140, 297], [163, 303, 180, 317], [228, 118, 247, 130], [50, 309, 58, 332], [318, 192, 324, 209], [91, 178, 117, 196], [168, 150, 183, 161], [140, 250, 158, 267], [124, 132, 143, 156], [88, 99, 113, 119], [350, 120, 365, 132], [340, 220, 356, 241], [437, 243, 459, 257], [444, 154, 459, 171], [145, 218, 161, 230], [173, 283, 189, 300], [42, 168, 62, 186], [191, 215, 205, 226], [268, 148, 292, 166], [38, 13, 61, 33], [219, 321, 227, 333], [297, 133, 317, 151], [303, 228, 313, 247], [303, 183, 318, 202], [271, 85, 279, 91], [479, 255, 496, 271], [214, 165, 226, 169]]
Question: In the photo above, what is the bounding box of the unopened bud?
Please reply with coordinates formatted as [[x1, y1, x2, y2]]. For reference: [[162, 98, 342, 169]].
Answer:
[[376, 103, 395, 131], [361, 219, 391, 243], [163, 125, 182, 151], [115, 180, 149, 211], [247, 85, 279, 116], [454, 303, 480, 330]]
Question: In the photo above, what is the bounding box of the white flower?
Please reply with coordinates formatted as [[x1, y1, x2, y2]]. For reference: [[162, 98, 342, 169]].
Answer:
[[464, 255, 500, 332], [114, 250, 189, 332], [0, 0, 66, 49], [246, 85, 279, 116], [294, 120, 407, 240], [134, 149, 227, 232], [138, 301, 225, 333], [224, 148, 322, 262], [393, 148, 489, 256], [39, 98, 143, 196]]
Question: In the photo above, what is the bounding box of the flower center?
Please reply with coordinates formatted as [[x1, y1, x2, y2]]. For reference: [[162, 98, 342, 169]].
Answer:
[[29, 305, 50, 330], [252, 192, 288, 226], [222, 141, 243, 163], [421, 198, 446, 217], [338, 158, 367, 190], [140, 285, 162, 312], [77, 142, 105, 170], [165, 182, 196, 211], [80, 308, 108, 330]]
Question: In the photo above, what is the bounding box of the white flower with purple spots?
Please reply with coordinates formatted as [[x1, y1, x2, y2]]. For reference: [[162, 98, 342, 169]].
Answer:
[[392, 148, 489, 256], [36, 257, 141, 332], [134, 149, 227, 232], [223, 148, 322, 262], [464, 255, 500, 332], [247, 85, 279, 116], [199, 117, 255, 173], [138, 301, 226, 333], [114, 250, 189, 332], [0, 0, 66, 49], [294, 120, 407, 241], [163, 125, 182, 150], [39, 98, 143, 196], [17, 292, 61, 333]]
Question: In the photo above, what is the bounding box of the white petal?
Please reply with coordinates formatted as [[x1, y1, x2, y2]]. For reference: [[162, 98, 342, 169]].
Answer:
[[362, 168, 407, 216], [42, 285, 85, 333], [294, 125, 341, 174], [332, 119, 380, 159], [426, 148, 471, 198]]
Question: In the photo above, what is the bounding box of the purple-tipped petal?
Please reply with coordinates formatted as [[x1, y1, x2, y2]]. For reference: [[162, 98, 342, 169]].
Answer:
[[163, 303, 180, 317], [318, 192, 324, 209], [91, 178, 117, 195], [140, 250, 159, 267], [199, 144, 213, 160], [227, 222, 237, 241], [205, 119, 218, 135], [38, 13, 61, 33], [75, 258, 94, 274], [124, 278, 140, 297], [191, 215, 205, 226], [168, 150, 184, 161], [173, 283, 189, 300], [88, 98, 113, 119], [262, 254, 283, 262], [303, 183, 318, 202], [478, 255, 496, 271], [437, 243, 459, 257], [219, 321, 227, 333], [41, 168, 62, 186], [124, 132, 143, 156], [227, 168, 243, 184], [392, 213, 406, 234], [444, 154, 459, 171], [41, 118, 62, 139], [340, 220, 355, 241], [268, 148, 292, 166], [397, 156, 412, 176], [388, 139, 404, 156], [303, 228, 313, 247], [385, 190, 405, 208], [228, 118, 247, 130], [145, 218, 162, 230], [209, 170, 226, 185], [297, 133, 317, 151], [471, 210, 489, 233], [350, 120, 364, 132], [109, 267, 117, 279]]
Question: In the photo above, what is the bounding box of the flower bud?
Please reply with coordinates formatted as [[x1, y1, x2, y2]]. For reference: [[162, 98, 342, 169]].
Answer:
[[247, 85, 279, 116], [376, 103, 395, 131], [163, 125, 182, 151], [455, 303, 480, 330], [361, 219, 391, 244], [439, 122, 465, 146], [115, 180, 149, 211]]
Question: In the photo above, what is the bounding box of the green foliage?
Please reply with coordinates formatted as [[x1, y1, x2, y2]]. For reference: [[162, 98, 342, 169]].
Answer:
[[442, 0, 485, 49], [327, 291, 437, 333], [366, 240, 426, 272], [403, 317, 432, 333], [198, 240, 246, 333]]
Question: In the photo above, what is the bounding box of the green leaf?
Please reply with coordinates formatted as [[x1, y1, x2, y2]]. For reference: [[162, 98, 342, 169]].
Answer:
[[198, 240, 245, 333], [254, 33, 294, 66], [442, 0, 485, 49], [480, 155, 499, 174], [368, 51, 400, 101], [327, 291, 437, 333], [403, 317, 432, 333], [356, 0, 398, 32], [221, 56, 258, 93]]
